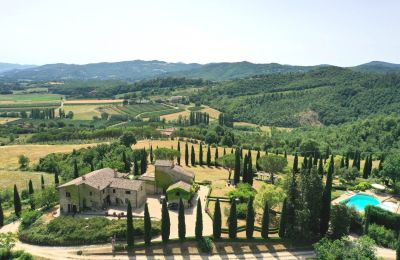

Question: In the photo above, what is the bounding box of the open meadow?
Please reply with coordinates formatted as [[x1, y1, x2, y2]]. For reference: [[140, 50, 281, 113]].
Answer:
[[0, 93, 63, 104], [0, 170, 54, 191]]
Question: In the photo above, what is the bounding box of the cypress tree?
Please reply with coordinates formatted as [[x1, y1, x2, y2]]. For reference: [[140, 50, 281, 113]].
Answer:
[[28, 180, 34, 194], [214, 146, 219, 167], [161, 199, 170, 243], [231, 148, 234, 154], [279, 198, 288, 238], [213, 199, 221, 239], [240, 148, 243, 158], [13, 185, 21, 217], [318, 157, 324, 176], [134, 157, 139, 176], [185, 143, 189, 166], [340, 157, 345, 168], [150, 145, 154, 163], [191, 146, 196, 166], [223, 148, 226, 155], [378, 157, 384, 171], [261, 201, 269, 239], [122, 151, 130, 173], [54, 172, 59, 186], [0, 199, 3, 227], [41, 175, 45, 189], [126, 201, 134, 248], [144, 203, 151, 245], [256, 150, 261, 171], [199, 143, 203, 166], [246, 197, 255, 239], [73, 159, 79, 178], [248, 154, 253, 186], [293, 153, 299, 173], [141, 149, 147, 174], [228, 199, 237, 238], [177, 141, 181, 165], [178, 198, 186, 241], [320, 155, 334, 236], [363, 156, 369, 179], [195, 198, 203, 239], [234, 148, 241, 185], [206, 145, 211, 167], [242, 155, 248, 183], [284, 150, 287, 159], [397, 235, 400, 260]]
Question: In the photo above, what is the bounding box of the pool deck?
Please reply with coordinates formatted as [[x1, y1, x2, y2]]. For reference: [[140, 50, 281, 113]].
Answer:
[[332, 189, 400, 214]]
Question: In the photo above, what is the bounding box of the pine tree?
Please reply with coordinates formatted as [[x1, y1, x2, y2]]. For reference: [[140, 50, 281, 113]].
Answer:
[[150, 145, 154, 163], [214, 146, 219, 167], [195, 198, 203, 239], [185, 143, 189, 166], [213, 199, 221, 239], [13, 185, 21, 217], [228, 199, 237, 238], [73, 159, 79, 178], [161, 199, 170, 243], [320, 155, 334, 236], [0, 199, 3, 227], [178, 198, 186, 241], [126, 201, 134, 248], [199, 143, 203, 166], [261, 201, 269, 239], [144, 203, 151, 245], [207, 145, 211, 167], [234, 148, 241, 185], [54, 172, 59, 186], [293, 153, 299, 173], [28, 180, 34, 194], [279, 198, 288, 238], [191, 145, 196, 166], [177, 141, 181, 165], [246, 197, 255, 239], [248, 154, 253, 186]]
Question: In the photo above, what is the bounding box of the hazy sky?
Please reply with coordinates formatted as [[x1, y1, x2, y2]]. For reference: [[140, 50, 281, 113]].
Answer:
[[1, 0, 399, 66]]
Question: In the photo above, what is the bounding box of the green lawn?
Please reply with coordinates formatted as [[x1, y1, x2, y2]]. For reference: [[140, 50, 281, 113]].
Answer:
[[0, 93, 63, 103]]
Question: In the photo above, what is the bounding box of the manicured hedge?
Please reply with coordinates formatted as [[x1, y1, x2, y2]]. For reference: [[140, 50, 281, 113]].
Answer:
[[19, 216, 161, 246], [365, 206, 400, 232]]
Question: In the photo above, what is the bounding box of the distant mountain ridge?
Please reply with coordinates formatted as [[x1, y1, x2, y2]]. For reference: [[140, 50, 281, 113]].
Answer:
[[1, 59, 400, 81]]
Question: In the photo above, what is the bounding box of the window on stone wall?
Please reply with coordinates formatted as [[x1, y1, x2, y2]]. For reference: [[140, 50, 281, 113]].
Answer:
[[113, 189, 116, 193], [66, 192, 71, 197], [125, 191, 131, 194]]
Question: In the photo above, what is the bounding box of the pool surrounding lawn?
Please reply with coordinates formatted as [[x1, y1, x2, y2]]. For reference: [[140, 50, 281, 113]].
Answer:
[[341, 194, 380, 212]]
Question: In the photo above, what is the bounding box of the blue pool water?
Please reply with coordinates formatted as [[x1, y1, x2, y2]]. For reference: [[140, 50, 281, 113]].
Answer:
[[341, 194, 380, 212]]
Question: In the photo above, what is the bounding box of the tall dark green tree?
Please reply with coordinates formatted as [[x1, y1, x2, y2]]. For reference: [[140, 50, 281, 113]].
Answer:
[[191, 145, 196, 166], [178, 198, 186, 241], [41, 175, 45, 189], [293, 153, 299, 173], [150, 145, 154, 163], [185, 143, 189, 166], [161, 200, 170, 243], [213, 199, 221, 239], [13, 185, 21, 217], [28, 180, 34, 194], [214, 146, 219, 167], [228, 199, 237, 238], [141, 149, 148, 174], [261, 201, 269, 239], [54, 172, 59, 186], [199, 143, 203, 166], [144, 203, 151, 245], [207, 145, 211, 167], [246, 197, 255, 239], [73, 159, 79, 178], [279, 198, 288, 238], [195, 198, 203, 239], [320, 155, 334, 236], [0, 199, 3, 227], [318, 156, 324, 176], [248, 154, 253, 186], [234, 148, 241, 185], [177, 141, 181, 165], [256, 150, 261, 171], [134, 157, 139, 176], [126, 201, 134, 248], [285, 172, 298, 237], [122, 151, 130, 173], [223, 148, 226, 156], [242, 155, 249, 183]]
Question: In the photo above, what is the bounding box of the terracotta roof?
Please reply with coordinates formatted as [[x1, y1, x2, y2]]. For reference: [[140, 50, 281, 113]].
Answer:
[[58, 168, 141, 191], [155, 160, 173, 167], [167, 181, 192, 192], [172, 165, 194, 179]]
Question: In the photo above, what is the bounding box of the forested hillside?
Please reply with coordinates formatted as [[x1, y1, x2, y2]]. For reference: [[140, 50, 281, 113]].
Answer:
[[193, 67, 400, 127]]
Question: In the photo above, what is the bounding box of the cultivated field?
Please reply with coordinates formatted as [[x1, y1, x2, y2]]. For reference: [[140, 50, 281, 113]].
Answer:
[[0, 93, 63, 104], [63, 99, 123, 105], [0, 143, 100, 170], [0, 117, 19, 124], [63, 105, 105, 120], [0, 170, 54, 191]]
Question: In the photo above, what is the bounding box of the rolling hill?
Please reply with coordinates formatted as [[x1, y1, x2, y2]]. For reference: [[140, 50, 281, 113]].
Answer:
[[0, 62, 36, 73]]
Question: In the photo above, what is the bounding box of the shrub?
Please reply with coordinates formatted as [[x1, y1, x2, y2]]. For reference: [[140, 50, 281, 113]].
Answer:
[[236, 203, 248, 219], [19, 216, 161, 246], [11, 250, 33, 260], [367, 224, 398, 249], [20, 210, 42, 229], [348, 206, 363, 234], [197, 237, 213, 254], [351, 182, 371, 191], [0, 248, 11, 260], [228, 183, 256, 203], [330, 204, 350, 239], [365, 206, 400, 232]]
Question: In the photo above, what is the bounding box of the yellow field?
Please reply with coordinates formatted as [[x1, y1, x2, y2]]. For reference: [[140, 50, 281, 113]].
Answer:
[[161, 110, 191, 121], [0, 170, 55, 191], [201, 106, 221, 119], [0, 143, 99, 170], [234, 121, 292, 134], [161, 105, 221, 122], [0, 117, 19, 124], [64, 99, 123, 104], [62, 105, 103, 120]]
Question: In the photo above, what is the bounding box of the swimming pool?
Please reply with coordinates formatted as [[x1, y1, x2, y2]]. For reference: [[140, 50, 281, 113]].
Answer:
[[341, 194, 380, 212]]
